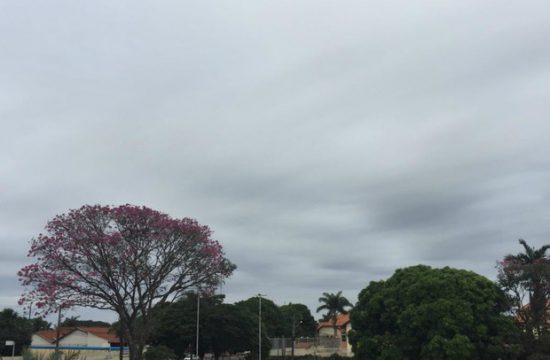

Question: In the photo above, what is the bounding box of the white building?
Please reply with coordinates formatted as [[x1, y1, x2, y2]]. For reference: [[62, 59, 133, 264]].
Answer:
[[317, 313, 352, 355], [32, 327, 121, 349]]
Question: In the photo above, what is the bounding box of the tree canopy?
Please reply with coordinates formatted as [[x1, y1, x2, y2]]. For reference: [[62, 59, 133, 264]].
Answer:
[[0, 309, 48, 356], [18, 204, 235, 360], [349, 265, 521, 360], [60, 316, 111, 328], [150, 293, 268, 360], [280, 303, 316, 338], [498, 239, 550, 358], [235, 297, 286, 338]]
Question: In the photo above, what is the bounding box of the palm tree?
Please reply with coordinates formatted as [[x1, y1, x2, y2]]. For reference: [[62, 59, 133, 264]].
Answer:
[[503, 239, 550, 336], [316, 291, 352, 337]]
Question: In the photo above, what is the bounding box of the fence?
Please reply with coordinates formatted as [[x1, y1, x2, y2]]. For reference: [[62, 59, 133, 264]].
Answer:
[[269, 337, 351, 358]]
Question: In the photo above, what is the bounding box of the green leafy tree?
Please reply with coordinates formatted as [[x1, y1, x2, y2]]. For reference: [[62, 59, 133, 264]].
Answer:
[[0, 309, 32, 356], [498, 239, 550, 358], [144, 345, 176, 360], [60, 316, 111, 328], [349, 265, 521, 360], [235, 297, 286, 338], [316, 291, 352, 337], [30, 317, 50, 332], [150, 292, 209, 357], [151, 293, 268, 360], [280, 303, 316, 338], [280, 303, 316, 359], [201, 303, 261, 359]]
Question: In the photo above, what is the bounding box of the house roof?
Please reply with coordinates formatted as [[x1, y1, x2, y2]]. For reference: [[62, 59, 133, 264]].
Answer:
[[84, 327, 120, 344], [35, 327, 120, 344], [35, 328, 75, 343], [317, 313, 350, 329]]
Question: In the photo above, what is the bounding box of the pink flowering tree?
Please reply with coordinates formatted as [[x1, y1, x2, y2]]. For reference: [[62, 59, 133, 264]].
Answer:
[[18, 205, 236, 360]]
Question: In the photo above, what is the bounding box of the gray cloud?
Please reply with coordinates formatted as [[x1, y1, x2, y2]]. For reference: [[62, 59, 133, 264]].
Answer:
[[1, 0, 550, 320]]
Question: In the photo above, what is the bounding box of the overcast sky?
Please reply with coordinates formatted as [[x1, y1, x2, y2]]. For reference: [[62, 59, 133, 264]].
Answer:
[[1, 0, 550, 323]]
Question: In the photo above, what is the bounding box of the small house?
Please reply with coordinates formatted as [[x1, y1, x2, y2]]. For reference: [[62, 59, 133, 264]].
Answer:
[[32, 326, 122, 350]]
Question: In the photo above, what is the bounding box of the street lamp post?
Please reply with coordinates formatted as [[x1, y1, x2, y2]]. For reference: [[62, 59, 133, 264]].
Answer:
[[291, 315, 303, 360], [257, 293, 266, 360], [196, 288, 200, 360]]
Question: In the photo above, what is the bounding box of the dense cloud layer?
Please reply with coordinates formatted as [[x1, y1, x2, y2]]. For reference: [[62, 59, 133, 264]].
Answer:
[[1, 0, 550, 322]]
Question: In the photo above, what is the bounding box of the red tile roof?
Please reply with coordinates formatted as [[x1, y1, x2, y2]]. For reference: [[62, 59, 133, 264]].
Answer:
[[35, 328, 76, 343], [317, 313, 350, 329], [35, 327, 120, 344], [83, 327, 120, 344]]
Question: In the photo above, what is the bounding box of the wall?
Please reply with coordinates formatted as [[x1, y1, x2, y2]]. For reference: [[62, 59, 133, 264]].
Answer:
[[269, 338, 352, 358], [318, 326, 339, 337], [31, 334, 52, 346], [59, 329, 109, 347]]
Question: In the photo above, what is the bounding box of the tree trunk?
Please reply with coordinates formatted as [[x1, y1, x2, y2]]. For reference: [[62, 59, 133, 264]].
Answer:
[[531, 281, 546, 337], [122, 312, 152, 360], [119, 344, 124, 360], [128, 341, 144, 360], [119, 331, 124, 360], [125, 326, 145, 360]]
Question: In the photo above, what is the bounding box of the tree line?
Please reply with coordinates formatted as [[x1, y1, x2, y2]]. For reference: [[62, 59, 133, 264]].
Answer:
[[0, 295, 316, 359], [14, 204, 550, 359], [146, 294, 316, 360]]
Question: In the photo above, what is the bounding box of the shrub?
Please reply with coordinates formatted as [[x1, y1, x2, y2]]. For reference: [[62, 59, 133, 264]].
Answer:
[[269, 355, 347, 360], [21, 350, 84, 360], [145, 345, 176, 360]]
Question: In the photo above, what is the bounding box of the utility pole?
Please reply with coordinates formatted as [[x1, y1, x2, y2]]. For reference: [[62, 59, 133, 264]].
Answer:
[[196, 289, 200, 360], [55, 306, 62, 355], [291, 314, 302, 360], [258, 293, 266, 360]]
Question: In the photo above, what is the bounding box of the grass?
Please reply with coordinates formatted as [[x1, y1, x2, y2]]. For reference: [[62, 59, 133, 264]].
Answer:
[[22, 349, 86, 360]]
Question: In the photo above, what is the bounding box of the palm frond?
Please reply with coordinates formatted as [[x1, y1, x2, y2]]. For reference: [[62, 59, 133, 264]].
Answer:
[[519, 239, 535, 258]]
